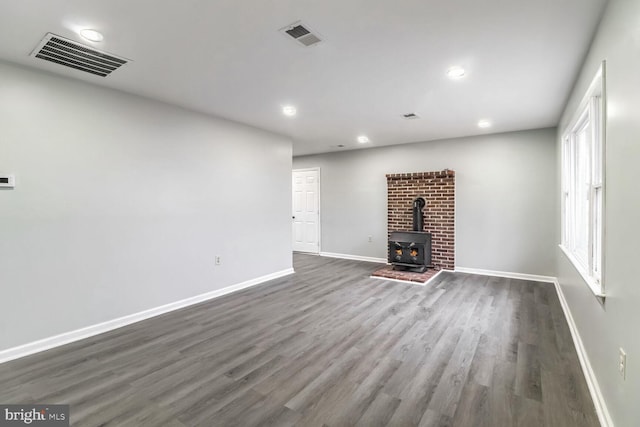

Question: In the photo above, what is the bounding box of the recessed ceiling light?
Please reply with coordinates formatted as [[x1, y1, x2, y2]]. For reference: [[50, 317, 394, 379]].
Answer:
[[446, 66, 465, 79], [478, 120, 492, 128], [357, 135, 370, 144], [79, 29, 104, 42], [282, 105, 297, 116]]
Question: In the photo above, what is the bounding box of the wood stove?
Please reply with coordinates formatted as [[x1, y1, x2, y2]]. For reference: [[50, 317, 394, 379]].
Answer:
[[388, 197, 432, 273], [388, 231, 432, 273]]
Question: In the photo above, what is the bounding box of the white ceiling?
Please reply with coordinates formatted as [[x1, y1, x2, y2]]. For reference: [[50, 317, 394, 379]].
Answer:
[[0, 0, 607, 155]]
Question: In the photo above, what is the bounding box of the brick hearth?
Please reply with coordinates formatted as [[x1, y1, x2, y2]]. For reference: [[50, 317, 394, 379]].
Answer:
[[371, 265, 440, 284]]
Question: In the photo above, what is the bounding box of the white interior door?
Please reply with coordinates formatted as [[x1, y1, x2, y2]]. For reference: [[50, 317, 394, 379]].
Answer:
[[292, 168, 320, 253]]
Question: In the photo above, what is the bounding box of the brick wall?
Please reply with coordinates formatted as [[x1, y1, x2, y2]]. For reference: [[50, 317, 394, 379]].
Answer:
[[386, 170, 455, 270]]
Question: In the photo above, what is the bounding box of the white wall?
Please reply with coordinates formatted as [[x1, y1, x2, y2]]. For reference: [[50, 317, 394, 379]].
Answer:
[[556, 0, 640, 425], [293, 128, 556, 276], [0, 61, 292, 351]]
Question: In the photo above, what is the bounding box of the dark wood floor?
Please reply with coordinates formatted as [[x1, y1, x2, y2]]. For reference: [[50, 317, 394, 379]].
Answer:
[[0, 254, 599, 426]]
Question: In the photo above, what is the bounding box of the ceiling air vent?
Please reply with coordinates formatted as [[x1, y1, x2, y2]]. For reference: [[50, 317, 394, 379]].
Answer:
[[30, 33, 128, 77], [280, 22, 322, 47], [402, 113, 420, 120]]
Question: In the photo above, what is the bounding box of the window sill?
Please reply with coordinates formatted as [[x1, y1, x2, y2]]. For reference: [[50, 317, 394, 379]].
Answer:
[[559, 244, 605, 299]]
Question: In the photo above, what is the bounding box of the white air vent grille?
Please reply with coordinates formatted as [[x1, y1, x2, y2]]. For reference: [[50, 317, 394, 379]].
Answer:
[[285, 25, 310, 39], [402, 113, 420, 120], [30, 33, 128, 77], [280, 22, 322, 47]]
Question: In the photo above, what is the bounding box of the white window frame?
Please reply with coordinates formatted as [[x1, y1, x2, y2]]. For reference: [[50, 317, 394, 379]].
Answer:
[[560, 61, 605, 297]]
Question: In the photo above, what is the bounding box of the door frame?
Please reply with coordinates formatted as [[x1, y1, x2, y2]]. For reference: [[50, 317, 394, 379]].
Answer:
[[292, 167, 321, 254]]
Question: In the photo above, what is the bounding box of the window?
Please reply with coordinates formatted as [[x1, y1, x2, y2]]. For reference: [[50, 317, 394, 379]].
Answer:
[[561, 62, 605, 296]]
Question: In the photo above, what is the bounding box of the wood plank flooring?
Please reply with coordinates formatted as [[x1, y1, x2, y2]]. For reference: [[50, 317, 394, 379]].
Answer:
[[0, 254, 599, 426]]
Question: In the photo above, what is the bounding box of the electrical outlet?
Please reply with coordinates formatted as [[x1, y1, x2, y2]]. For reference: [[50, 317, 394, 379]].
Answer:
[[619, 348, 627, 380], [215, 256, 221, 266], [368, 235, 372, 243]]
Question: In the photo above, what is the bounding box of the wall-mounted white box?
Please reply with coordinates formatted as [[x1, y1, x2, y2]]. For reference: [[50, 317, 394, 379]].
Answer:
[[0, 175, 15, 188]]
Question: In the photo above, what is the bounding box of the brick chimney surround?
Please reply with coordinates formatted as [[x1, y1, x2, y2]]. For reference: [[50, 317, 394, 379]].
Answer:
[[386, 170, 455, 271]]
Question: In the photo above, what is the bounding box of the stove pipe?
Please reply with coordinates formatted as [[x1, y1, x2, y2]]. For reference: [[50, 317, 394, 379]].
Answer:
[[412, 197, 426, 231]]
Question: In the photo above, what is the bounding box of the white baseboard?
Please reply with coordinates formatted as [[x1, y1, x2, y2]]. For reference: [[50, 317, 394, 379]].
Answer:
[[454, 266, 556, 283], [0, 268, 294, 365], [552, 279, 613, 427], [319, 251, 387, 264]]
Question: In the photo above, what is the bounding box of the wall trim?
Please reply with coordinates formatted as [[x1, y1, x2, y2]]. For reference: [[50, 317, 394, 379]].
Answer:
[[454, 266, 556, 283], [559, 244, 606, 298], [319, 251, 387, 264], [552, 278, 613, 427], [0, 268, 295, 365]]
